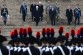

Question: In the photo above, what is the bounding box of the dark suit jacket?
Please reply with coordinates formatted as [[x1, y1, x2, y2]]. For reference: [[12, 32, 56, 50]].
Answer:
[[49, 9, 57, 19], [34, 6, 40, 22], [66, 9, 73, 18], [38, 5, 44, 14], [30, 4, 36, 14]]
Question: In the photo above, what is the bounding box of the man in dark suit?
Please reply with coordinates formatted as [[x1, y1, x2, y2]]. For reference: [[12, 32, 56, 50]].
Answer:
[[66, 5, 73, 25], [20, 2, 27, 22], [74, 4, 81, 25], [1, 4, 9, 26], [34, 5, 40, 26], [30, 2, 36, 21], [49, 6, 57, 26], [38, 2, 44, 21]]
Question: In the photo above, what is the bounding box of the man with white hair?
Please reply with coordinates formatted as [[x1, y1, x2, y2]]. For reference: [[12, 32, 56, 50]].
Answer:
[[34, 5, 40, 26]]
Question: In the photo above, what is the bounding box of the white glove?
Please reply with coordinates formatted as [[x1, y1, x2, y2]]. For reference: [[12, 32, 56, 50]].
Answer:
[[8, 15, 10, 18], [1, 16, 2, 18], [1, 16, 3, 20], [39, 17, 41, 18]]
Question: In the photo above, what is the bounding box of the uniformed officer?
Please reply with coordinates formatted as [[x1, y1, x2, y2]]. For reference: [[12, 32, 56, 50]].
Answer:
[[20, 2, 27, 22], [74, 4, 81, 25], [1, 4, 9, 26]]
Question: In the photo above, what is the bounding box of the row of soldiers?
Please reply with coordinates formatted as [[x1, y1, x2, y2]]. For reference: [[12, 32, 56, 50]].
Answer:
[[0, 26, 83, 55]]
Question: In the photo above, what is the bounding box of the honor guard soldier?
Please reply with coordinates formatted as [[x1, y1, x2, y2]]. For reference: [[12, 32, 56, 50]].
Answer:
[[54, 36, 70, 55], [0, 35, 9, 55]]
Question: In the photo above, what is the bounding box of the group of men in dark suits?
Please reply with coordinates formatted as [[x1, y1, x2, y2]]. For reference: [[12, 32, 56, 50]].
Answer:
[[1, 2, 81, 26], [30, 2, 44, 26], [66, 4, 81, 25], [0, 26, 83, 55]]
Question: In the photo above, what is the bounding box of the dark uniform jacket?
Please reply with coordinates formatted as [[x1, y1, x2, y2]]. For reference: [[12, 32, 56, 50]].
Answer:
[[66, 9, 73, 18], [54, 45, 70, 55], [0, 44, 9, 55], [29, 46, 40, 55], [1, 8, 8, 17], [30, 4, 36, 16], [49, 8, 57, 19], [74, 8, 81, 18], [20, 4, 27, 15]]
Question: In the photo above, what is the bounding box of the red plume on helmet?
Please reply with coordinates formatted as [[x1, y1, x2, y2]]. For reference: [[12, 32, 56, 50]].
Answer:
[[10, 30, 15, 39], [47, 28, 51, 34], [80, 26, 83, 33], [50, 28, 55, 37], [28, 26, 32, 33], [79, 26, 83, 36], [65, 32, 69, 38], [42, 28, 46, 37], [23, 28, 27, 34], [10, 30, 14, 37], [76, 29, 80, 36], [70, 29, 75, 35], [36, 32, 40, 38], [50, 28, 55, 33], [59, 26, 64, 33], [46, 28, 51, 37], [42, 28, 46, 34], [19, 27, 23, 35], [23, 28, 27, 37], [13, 29, 18, 35]]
